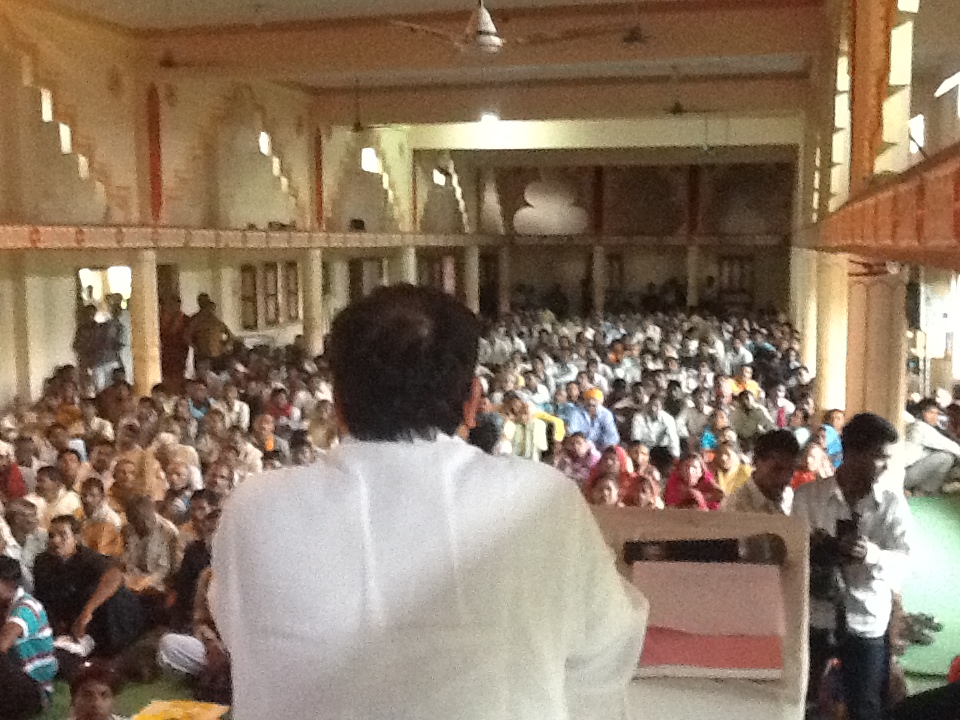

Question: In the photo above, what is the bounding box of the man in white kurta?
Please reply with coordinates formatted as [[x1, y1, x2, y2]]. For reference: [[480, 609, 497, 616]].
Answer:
[[212, 285, 647, 720]]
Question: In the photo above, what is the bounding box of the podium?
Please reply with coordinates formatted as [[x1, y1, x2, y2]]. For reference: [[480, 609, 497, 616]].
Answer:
[[591, 507, 810, 720]]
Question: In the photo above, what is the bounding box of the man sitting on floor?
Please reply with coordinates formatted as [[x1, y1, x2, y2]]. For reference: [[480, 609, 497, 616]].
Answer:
[[77, 478, 124, 558], [903, 398, 960, 495], [33, 515, 144, 658], [0, 556, 58, 720], [3, 500, 47, 591], [122, 496, 181, 604]]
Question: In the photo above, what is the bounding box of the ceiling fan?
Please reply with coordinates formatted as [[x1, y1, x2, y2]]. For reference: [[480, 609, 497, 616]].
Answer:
[[389, 0, 645, 55]]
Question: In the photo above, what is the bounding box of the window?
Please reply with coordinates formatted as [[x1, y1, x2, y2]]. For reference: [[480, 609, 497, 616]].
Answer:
[[264, 262, 280, 326], [240, 265, 258, 330], [909, 114, 925, 155], [718, 257, 754, 294], [285, 261, 301, 321]]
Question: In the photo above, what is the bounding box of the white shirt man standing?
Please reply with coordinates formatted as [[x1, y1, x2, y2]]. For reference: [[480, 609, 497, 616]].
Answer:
[[212, 286, 648, 720], [793, 413, 911, 720]]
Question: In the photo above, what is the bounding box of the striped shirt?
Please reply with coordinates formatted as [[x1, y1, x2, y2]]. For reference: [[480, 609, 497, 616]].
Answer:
[[6, 587, 58, 695]]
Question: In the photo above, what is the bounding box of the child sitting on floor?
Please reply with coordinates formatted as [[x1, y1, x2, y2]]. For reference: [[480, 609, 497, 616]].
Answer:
[[69, 661, 127, 720]]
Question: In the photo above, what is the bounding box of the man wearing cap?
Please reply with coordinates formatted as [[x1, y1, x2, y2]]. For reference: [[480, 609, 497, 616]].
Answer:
[[567, 387, 620, 451]]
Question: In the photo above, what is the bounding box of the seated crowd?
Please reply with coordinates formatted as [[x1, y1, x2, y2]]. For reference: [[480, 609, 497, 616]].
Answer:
[[0, 296, 952, 719], [472, 310, 839, 513]]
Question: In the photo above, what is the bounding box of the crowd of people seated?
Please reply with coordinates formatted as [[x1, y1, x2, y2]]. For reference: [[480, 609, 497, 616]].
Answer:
[[0, 293, 956, 720], [469, 309, 836, 514]]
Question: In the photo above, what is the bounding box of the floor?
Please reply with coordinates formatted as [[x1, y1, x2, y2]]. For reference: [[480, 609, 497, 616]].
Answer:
[[900, 496, 960, 678], [37, 497, 960, 717], [40, 676, 190, 719]]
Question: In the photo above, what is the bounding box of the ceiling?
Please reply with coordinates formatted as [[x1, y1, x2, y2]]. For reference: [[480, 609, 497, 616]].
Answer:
[[303, 53, 809, 91], [54, 0, 814, 31]]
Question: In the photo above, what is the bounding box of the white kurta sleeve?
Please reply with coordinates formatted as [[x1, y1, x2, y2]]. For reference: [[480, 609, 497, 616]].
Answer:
[[564, 497, 648, 720]]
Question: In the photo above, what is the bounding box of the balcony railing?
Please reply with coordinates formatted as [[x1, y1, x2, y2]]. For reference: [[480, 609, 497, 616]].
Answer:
[[0, 224, 787, 252]]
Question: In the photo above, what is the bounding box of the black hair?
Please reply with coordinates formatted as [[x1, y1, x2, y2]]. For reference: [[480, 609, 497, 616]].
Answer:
[[80, 477, 105, 494], [0, 555, 23, 585], [290, 430, 312, 449], [914, 398, 939, 417], [841, 412, 899, 454], [88, 436, 115, 451], [37, 465, 64, 487], [69, 661, 123, 697], [753, 429, 801, 461], [328, 285, 480, 441], [190, 488, 221, 506], [50, 514, 82, 535], [57, 448, 81, 462], [467, 418, 501, 454]]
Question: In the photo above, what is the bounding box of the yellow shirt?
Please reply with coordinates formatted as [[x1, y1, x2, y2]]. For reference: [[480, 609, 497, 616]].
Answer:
[[715, 463, 753, 496]]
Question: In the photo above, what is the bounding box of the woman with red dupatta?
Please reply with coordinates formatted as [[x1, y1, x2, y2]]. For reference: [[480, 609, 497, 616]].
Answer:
[[664, 452, 724, 510]]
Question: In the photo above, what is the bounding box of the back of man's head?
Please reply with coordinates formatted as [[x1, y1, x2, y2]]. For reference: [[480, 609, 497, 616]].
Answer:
[[328, 285, 481, 442], [841, 412, 898, 454]]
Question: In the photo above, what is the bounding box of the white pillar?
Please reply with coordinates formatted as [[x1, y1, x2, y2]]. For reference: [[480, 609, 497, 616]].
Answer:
[[330, 258, 350, 316], [441, 255, 456, 295], [498, 244, 511, 315], [815, 253, 849, 413], [686, 245, 700, 309], [302, 248, 325, 356], [130, 249, 162, 397], [398, 246, 418, 285], [361, 260, 381, 296], [464, 245, 480, 314], [790, 247, 819, 375], [380, 258, 390, 286], [591, 245, 606, 315]]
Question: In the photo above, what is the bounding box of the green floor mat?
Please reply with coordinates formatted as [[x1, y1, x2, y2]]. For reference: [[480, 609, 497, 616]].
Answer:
[[900, 496, 960, 677], [40, 676, 192, 719]]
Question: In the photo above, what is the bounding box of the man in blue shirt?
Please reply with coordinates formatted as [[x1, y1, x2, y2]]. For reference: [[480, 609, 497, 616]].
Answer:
[[567, 388, 620, 450], [0, 555, 58, 719]]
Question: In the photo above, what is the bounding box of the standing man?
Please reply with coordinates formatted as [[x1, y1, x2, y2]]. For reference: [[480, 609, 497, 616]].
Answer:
[[213, 285, 647, 720], [793, 413, 911, 720], [187, 294, 234, 374]]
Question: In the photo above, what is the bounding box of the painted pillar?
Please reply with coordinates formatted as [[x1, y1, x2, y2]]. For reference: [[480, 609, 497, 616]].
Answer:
[[686, 245, 700, 309], [302, 248, 325, 356], [130, 249, 162, 397], [398, 246, 418, 285], [815, 253, 849, 413], [329, 258, 351, 316], [464, 245, 480, 314], [846, 269, 908, 431], [591, 244, 606, 316], [498, 244, 511, 315]]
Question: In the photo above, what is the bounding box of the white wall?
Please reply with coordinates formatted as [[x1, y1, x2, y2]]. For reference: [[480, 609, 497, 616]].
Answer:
[[17, 255, 79, 399]]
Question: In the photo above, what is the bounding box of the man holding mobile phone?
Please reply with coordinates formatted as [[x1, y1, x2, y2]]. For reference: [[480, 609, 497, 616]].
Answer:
[[793, 413, 912, 720]]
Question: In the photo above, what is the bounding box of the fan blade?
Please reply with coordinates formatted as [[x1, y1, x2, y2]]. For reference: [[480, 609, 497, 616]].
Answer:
[[510, 22, 641, 46], [388, 20, 465, 44]]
